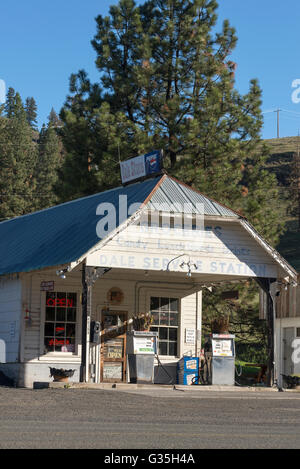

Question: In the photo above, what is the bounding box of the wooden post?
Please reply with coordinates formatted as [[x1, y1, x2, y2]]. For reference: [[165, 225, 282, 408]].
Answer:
[[256, 278, 276, 387], [80, 263, 92, 383]]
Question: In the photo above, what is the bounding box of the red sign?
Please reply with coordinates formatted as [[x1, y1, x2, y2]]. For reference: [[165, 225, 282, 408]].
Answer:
[[46, 298, 73, 308], [48, 338, 70, 346]]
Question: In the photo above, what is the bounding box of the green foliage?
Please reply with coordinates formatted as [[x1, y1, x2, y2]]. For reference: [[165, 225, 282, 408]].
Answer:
[[25, 97, 38, 130], [0, 93, 38, 220], [59, 0, 282, 245], [34, 124, 63, 210], [0, 89, 63, 219]]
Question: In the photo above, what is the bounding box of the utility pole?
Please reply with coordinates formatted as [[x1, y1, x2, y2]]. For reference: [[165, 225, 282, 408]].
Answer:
[[275, 109, 281, 138]]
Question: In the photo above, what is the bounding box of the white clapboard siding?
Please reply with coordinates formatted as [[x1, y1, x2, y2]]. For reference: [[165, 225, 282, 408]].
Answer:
[[86, 221, 278, 278], [21, 268, 201, 362], [22, 271, 82, 362], [0, 276, 22, 362]]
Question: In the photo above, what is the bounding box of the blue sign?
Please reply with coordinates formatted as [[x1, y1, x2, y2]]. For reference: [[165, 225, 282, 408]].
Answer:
[[144, 150, 162, 176]]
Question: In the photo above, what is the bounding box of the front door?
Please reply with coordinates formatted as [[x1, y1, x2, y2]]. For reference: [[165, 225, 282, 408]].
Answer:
[[100, 311, 127, 383]]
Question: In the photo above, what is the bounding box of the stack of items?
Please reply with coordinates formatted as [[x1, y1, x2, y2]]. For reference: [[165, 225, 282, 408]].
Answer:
[[177, 357, 199, 385]]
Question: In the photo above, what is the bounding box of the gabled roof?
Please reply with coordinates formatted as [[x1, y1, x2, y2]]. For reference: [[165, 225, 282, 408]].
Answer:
[[0, 174, 247, 276]]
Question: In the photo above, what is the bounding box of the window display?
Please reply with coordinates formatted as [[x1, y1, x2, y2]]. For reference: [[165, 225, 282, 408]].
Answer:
[[44, 292, 77, 353]]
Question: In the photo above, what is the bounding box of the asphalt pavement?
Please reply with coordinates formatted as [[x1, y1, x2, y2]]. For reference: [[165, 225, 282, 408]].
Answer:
[[0, 386, 300, 449]]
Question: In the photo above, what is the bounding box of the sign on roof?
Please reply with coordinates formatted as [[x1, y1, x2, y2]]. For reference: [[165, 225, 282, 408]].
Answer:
[[120, 150, 163, 184]]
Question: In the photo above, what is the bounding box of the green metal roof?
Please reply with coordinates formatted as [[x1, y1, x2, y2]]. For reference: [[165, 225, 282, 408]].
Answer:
[[0, 177, 161, 275], [0, 175, 240, 276]]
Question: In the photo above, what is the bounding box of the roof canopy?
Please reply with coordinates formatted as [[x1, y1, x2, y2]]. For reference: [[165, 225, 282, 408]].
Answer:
[[0, 175, 295, 279]]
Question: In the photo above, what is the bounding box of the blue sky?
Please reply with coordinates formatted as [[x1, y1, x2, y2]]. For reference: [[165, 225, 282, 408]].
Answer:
[[0, 0, 300, 139]]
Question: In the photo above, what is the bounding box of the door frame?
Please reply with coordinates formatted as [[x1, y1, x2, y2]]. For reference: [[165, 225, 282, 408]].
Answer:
[[100, 310, 128, 383]]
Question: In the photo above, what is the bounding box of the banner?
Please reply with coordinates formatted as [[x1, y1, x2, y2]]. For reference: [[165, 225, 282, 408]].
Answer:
[[120, 150, 162, 184]]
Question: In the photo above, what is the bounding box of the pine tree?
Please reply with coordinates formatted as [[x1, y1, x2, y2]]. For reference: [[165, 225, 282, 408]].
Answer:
[[34, 123, 62, 210], [59, 0, 283, 245], [25, 97, 38, 129], [48, 107, 62, 128], [0, 92, 38, 220], [4, 87, 16, 118]]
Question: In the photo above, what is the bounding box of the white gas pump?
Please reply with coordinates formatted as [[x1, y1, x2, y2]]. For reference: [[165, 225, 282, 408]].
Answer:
[[203, 334, 236, 385], [126, 331, 158, 384]]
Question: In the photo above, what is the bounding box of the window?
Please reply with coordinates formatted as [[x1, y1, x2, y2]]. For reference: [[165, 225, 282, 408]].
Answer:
[[44, 292, 77, 353], [150, 297, 179, 356]]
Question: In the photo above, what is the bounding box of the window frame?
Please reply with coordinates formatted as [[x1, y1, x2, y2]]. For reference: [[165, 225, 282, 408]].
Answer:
[[39, 288, 82, 360], [148, 295, 180, 359]]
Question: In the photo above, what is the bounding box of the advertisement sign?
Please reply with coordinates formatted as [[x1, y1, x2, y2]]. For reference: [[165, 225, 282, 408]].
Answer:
[[185, 328, 196, 345], [212, 339, 233, 357], [120, 150, 162, 184], [133, 336, 156, 354]]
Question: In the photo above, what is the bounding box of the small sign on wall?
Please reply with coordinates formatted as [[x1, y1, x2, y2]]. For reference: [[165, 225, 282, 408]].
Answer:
[[185, 328, 196, 345], [40, 281, 54, 291]]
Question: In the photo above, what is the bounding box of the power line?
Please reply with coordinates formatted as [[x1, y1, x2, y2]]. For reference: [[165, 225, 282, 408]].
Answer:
[[262, 108, 300, 138]]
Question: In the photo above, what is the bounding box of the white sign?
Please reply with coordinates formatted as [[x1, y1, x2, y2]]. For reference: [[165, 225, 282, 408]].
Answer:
[[120, 155, 146, 184], [212, 339, 233, 357], [133, 336, 156, 354], [185, 329, 196, 345], [87, 221, 278, 278]]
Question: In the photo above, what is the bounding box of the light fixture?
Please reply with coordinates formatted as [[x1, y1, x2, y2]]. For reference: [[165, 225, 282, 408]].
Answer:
[[56, 266, 71, 279]]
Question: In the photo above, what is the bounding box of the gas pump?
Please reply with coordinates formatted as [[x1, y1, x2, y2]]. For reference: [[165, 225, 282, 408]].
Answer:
[[203, 334, 236, 386], [126, 331, 158, 384]]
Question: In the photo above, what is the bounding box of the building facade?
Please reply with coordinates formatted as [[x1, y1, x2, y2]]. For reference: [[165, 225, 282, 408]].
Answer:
[[0, 175, 297, 387]]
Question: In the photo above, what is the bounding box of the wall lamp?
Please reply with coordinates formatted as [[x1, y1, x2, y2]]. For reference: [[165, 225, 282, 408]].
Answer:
[[56, 266, 71, 279]]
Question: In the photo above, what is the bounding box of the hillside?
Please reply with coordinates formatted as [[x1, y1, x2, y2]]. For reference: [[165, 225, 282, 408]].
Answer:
[[263, 136, 300, 272]]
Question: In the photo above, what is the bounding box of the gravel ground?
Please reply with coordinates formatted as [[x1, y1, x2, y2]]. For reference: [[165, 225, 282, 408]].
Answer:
[[0, 386, 300, 449]]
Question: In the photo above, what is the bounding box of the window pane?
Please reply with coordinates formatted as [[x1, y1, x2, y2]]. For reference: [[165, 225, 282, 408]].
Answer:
[[67, 308, 76, 322], [159, 341, 168, 355], [63, 339, 75, 353], [55, 323, 65, 337], [150, 297, 160, 311], [46, 292, 56, 307], [170, 298, 178, 311], [66, 324, 76, 338], [56, 308, 66, 322], [45, 307, 55, 321], [54, 339, 65, 352], [67, 293, 77, 308], [44, 323, 54, 337], [151, 312, 159, 325], [44, 338, 54, 353], [169, 341, 177, 356], [159, 328, 168, 340], [160, 312, 169, 325], [160, 298, 169, 311], [169, 313, 178, 326], [169, 328, 178, 341]]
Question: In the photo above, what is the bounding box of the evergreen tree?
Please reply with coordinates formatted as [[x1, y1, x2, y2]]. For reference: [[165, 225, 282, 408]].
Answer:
[[34, 123, 62, 210], [4, 87, 16, 118], [59, 0, 283, 243], [25, 97, 38, 129], [0, 93, 38, 220], [48, 107, 62, 128]]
